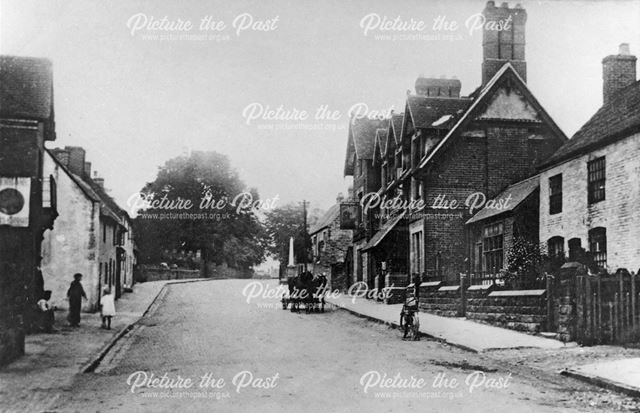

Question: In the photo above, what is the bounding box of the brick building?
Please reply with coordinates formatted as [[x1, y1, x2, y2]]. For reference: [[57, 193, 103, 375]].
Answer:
[[343, 116, 388, 286], [342, 2, 568, 291], [539, 44, 640, 273], [309, 194, 353, 290], [42, 146, 135, 312], [0, 56, 58, 365]]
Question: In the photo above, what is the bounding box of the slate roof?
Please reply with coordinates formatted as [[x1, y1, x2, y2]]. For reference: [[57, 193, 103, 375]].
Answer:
[[542, 80, 640, 167], [344, 117, 388, 175], [309, 204, 340, 235], [418, 63, 567, 170], [362, 211, 406, 251], [0, 56, 54, 120], [47, 149, 128, 228], [389, 113, 404, 146], [375, 128, 388, 158], [466, 175, 539, 224], [405, 96, 471, 130]]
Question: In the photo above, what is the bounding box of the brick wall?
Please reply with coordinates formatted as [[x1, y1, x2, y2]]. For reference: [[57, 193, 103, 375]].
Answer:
[[539, 132, 640, 273]]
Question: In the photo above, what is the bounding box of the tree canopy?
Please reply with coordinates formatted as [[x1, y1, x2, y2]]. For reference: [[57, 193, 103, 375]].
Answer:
[[133, 151, 267, 270]]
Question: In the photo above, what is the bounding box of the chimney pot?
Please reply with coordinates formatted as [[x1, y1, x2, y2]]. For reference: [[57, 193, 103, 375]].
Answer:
[[619, 43, 630, 55], [602, 43, 637, 105]]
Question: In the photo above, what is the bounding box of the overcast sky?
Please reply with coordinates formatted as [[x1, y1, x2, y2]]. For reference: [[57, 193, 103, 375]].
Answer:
[[1, 0, 639, 212]]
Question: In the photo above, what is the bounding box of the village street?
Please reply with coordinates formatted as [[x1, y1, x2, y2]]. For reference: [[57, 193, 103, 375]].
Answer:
[[48, 279, 635, 413]]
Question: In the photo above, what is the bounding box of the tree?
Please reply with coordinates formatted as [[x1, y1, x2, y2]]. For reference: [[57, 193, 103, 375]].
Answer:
[[133, 151, 267, 273], [263, 204, 312, 268]]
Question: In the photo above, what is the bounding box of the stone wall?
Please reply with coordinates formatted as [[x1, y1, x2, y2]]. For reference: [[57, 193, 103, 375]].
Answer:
[[412, 283, 549, 333], [466, 289, 547, 333], [419, 286, 461, 317]]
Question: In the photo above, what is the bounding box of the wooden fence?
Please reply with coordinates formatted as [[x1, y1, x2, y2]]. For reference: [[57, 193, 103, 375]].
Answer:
[[574, 273, 640, 345]]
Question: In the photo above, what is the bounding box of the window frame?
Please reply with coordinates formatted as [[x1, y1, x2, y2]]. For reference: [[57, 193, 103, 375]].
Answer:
[[587, 157, 606, 204], [588, 227, 607, 269], [482, 222, 504, 274], [549, 174, 563, 214]]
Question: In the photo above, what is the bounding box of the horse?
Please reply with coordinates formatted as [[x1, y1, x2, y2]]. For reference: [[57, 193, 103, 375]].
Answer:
[[313, 274, 328, 313]]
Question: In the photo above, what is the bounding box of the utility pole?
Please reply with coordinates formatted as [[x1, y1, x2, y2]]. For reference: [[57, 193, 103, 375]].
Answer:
[[302, 200, 308, 272]]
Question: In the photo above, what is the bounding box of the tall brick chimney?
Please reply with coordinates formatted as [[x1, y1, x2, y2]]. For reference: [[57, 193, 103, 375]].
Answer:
[[482, 1, 527, 85], [84, 162, 91, 178], [65, 146, 86, 176], [602, 43, 637, 105], [51, 148, 70, 167], [93, 171, 105, 189], [415, 76, 461, 97]]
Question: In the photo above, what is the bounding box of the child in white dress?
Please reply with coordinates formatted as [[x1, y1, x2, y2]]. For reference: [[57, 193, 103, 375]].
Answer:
[[100, 288, 116, 329]]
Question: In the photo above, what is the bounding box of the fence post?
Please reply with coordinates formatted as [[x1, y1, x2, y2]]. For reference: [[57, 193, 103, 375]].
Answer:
[[597, 276, 602, 344], [632, 272, 637, 339], [545, 273, 553, 332], [460, 272, 467, 317], [575, 276, 584, 344], [614, 292, 620, 344], [584, 277, 592, 345]]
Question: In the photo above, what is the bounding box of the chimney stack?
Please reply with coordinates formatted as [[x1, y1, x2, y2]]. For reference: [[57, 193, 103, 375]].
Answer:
[[415, 77, 461, 97], [84, 162, 91, 178], [51, 148, 70, 167], [482, 1, 527, 85], [93, 171, 105, 189], [602, 43, 637, 105], [64, 146, 86, 177]]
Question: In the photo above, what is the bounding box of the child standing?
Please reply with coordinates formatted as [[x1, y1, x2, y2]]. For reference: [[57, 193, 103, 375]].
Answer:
[[100, 288, 116, 329]]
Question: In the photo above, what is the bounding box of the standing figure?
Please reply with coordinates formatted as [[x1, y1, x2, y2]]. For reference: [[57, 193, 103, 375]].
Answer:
[[66, 273, 87, 327], [36, 290, 55, 333], [100, 288, 116, 330]]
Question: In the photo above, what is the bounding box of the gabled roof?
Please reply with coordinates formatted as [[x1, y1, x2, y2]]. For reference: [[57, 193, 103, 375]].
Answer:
[[47, 149, 128, 228], [85, 177, 128, 227], [389, 113, 404, 147], [418, 63, 568, 170], [343, 117, 388, 176], [309, 204, 340, 235], [405, 95, 471, 131], [0, 56, 54, 121], [373, 128, 388, 165], [45, 149, 100, 203], [542, 80, 640, 167], [466, 175, 539, 224]]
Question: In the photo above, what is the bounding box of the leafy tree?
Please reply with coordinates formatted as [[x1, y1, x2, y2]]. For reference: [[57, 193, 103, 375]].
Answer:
[[263, 204, 313, 268], [133, 151, 267, 273]]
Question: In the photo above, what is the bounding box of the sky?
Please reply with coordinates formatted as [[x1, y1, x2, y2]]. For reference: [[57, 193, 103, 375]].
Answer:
[[1, 0, 639, 213]]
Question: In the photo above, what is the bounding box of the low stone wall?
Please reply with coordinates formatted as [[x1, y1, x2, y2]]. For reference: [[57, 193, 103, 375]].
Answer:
[[136, 266, 202, 282], [411, 283, 548, 334], [419, 286, 461, 317], [467, 289, 547, 333], [383, 287, 406, 305]]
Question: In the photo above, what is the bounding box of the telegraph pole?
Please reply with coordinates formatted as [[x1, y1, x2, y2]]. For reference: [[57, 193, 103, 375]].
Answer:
[[302, 200, 308, 272]]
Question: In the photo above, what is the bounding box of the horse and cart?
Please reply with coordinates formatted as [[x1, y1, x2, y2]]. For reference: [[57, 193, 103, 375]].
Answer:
[[281, 271, 328, 313]]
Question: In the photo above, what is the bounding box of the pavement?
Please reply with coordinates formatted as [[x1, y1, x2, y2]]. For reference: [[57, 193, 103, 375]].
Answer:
[[325, 294, 569, 352], [0, 279, 205, 413], [562, 358, 640, 398]]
